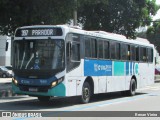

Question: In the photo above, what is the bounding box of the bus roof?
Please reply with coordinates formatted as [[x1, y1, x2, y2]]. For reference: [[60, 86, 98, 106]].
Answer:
[[15, 25, 154, 47]]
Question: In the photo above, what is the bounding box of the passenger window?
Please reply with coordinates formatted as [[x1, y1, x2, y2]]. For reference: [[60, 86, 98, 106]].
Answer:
[[148, 48, 153, 62], [91, 39, 97, 58], [121, 43, 127, 60], [104, 41, 109, 59], [98, 40, 104, 59], [85, 38, 91, 58], [116, 43, 120, 60], [131, 45, 136, 61], [136, 46, 139, 61], [110, 41, 116, 59]]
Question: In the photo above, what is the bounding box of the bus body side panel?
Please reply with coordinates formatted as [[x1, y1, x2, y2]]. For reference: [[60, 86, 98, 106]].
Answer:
[[66, 59, 102, 96], [138, 63, 154, 88], [66, 59, 84, 96]]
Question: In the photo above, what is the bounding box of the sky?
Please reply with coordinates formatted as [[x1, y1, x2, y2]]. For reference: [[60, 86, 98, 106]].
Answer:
[[153, 0, 160, 20]]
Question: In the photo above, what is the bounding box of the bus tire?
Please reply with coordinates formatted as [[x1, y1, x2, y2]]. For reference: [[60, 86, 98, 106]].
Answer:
[[38, 96, 50, 102], [127, 79, 136, 96], [81, 82, 91, 104]]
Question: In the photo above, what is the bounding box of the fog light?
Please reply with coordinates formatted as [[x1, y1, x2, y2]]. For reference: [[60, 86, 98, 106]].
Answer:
[[51, 81, 57, 87]]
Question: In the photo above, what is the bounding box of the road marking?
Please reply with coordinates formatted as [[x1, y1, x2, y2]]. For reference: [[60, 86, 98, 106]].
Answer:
[[138, 86, 160, 91], [12, 91, 160, 120]]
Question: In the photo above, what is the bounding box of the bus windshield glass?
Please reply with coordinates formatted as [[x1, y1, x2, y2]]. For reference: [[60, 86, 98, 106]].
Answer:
[[13, 39, 64, 70]]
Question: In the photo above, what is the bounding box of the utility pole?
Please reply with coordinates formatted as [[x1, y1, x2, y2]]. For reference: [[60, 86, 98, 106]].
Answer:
[[73, 0, 77, 26]]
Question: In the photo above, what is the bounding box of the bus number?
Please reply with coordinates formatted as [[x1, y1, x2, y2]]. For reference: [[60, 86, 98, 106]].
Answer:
[[21, 30, 29, 36]]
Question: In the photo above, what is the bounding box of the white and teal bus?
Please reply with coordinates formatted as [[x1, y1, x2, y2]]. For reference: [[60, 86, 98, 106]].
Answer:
[[12, 25, 155, 103]]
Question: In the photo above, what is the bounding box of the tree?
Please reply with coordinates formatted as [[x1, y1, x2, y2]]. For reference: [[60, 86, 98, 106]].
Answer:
[[146, 20, 160, 53], [78, 0, 159, 39], [0, 0, 159, 38], [0, 0, 74, 36]]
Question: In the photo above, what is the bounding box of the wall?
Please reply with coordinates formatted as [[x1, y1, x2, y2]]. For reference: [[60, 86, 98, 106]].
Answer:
[[0, 35, 11, 66]]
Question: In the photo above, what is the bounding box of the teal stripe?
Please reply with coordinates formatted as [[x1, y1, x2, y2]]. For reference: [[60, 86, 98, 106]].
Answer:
[[114, 61, 125, 76]]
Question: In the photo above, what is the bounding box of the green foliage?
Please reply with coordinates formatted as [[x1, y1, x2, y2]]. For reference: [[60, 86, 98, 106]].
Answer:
[[0, 0, 159, 39], [78, 0, 159, 39], [0, 0, 74, 35], [146, 20, 160, 53]]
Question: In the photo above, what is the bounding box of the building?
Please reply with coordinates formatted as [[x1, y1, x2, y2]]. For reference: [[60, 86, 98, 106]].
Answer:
[[0, 35, 11, 66]]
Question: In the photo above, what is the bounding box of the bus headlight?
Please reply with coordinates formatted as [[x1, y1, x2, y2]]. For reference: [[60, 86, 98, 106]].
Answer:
[[12, 78, 18, 86], [51, 77, 64, 88], [51, 81, 57, 88]]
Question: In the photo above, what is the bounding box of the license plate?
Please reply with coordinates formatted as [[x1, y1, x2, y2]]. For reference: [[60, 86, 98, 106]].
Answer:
[[29, 88, 38, 92]]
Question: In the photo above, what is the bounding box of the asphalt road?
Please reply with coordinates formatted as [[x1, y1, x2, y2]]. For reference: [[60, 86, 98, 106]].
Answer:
[[0, 80, 160, 120]]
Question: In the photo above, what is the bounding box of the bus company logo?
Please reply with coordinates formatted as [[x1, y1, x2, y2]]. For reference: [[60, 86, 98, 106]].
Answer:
[[2, 112, 11, 117], [94, 64, 112, 72], [21, 80, 30, 84], [134, 63, 139, 75], [94, 64, 99, 72]]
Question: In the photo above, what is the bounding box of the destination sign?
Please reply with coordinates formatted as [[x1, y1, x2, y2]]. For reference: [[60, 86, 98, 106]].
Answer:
[[15, 28, 63, 37]]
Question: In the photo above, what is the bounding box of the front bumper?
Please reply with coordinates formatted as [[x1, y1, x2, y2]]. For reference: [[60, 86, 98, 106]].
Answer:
[[12, 83, 66, 97]]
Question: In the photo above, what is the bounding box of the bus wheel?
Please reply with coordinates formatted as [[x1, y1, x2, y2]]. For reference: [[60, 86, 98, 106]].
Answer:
[[81, 82, 91, 104], [38, 96, 50, 102], [127, 79, 136, 96]]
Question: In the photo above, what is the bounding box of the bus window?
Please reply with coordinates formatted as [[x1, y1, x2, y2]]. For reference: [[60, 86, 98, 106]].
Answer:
[[143, 48, 147, 62], [98, 40, 104, 59], [71, 42, 80, 61], [136, 46, 139, 61], [104, 41, 109, 59], [91, 38, 97, 58], [115, 43, 120, 60], [110, 41, 116, 59], [148, 48, 153, 63], [71, 34, 80, 61], [121, 43, 127, 60], [85, 38, 91, 58], [131, 45, 136, 61], [140, 47, 147, 62], [127, 45, 131, 60]]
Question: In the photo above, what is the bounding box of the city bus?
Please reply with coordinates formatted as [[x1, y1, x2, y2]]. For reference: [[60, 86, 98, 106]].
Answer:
[[12, 25, 155, 103]]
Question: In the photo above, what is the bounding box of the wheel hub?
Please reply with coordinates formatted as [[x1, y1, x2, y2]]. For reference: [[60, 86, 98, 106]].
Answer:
[[83, 88, 89, 99]]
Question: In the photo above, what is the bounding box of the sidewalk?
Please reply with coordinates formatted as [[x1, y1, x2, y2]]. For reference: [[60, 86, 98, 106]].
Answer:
[[0, 78, 12, 84], [0, 78, 16, 98]]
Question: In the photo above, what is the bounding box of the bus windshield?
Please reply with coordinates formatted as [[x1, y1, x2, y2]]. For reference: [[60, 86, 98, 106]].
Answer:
[[13, 39, 64, 70]]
